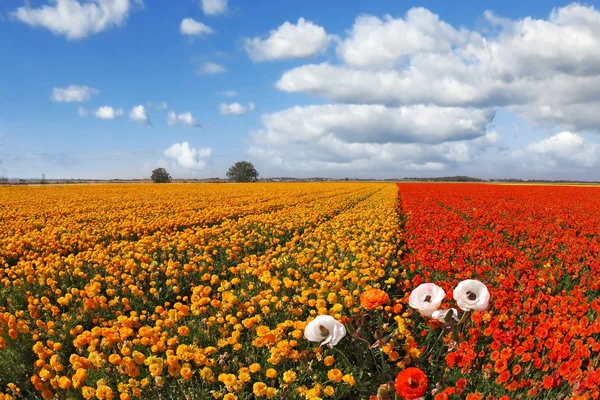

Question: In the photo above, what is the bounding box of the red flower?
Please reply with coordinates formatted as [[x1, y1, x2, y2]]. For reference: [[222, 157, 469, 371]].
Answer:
[[360, 288, 390, 310], [543, 375, 554, 389], [395, 368, 428, 400]]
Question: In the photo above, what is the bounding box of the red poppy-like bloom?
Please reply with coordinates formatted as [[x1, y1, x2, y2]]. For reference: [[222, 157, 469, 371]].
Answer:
[[360, 288, 390, 310], [395, 368, 428, 400]]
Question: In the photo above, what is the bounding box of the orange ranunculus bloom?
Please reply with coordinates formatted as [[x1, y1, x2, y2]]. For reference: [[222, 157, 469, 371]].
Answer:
[[395, 368, 428, 400], [360, 288, 390, 310]]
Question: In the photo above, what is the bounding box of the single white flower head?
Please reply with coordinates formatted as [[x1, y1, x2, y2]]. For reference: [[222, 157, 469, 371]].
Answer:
[[408, 283, 446, 317], [432, 308, 459, 324], [304, 315, 346, 348], [453, 279, 490, 312]]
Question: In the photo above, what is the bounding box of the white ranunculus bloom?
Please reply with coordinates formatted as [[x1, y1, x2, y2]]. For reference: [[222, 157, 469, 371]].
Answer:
[[304, 315, 346, 347], [432, 308, 459, 324], [408, 283, 446, 317], [453, 279, 490, 312]]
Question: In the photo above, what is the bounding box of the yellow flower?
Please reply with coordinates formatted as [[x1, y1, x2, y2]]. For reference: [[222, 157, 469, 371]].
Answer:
[[81, 387, 96, 400], [342, 374, 356, 387], [283, 370, 297, 384], [323, 386, 335, 396], [218, 373, 237, 387], [249, 363, 261, 373], [265, 368, 277, 379], [253, 382, 267, 397]]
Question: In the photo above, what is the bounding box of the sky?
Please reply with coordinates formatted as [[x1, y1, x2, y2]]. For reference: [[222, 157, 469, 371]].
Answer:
[[1, 0, 600, 180]]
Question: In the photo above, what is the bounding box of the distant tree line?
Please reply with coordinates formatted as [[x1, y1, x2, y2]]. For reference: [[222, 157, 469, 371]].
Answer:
[[402, 176, 486, 182]]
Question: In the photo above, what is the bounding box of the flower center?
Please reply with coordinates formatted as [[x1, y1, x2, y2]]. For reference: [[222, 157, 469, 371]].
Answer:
[[408, 378, 419, 389], [424, 295, 432, 302], [467, 291, 477, 301], [318, 325, 330, 337]]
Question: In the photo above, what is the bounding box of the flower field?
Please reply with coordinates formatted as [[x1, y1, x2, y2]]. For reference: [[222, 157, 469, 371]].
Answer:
[[0, 183, 409, 400], [398, 183, 600, 400], [1, 182, 599, 399]]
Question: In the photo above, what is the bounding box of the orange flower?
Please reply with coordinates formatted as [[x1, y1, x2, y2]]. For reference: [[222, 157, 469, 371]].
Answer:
[[395, 368, 428, 400], [494, 359, 507, 373], [327, 369, 343, 383], [180, 367, 193, 380], [360, 288, 389, 310]]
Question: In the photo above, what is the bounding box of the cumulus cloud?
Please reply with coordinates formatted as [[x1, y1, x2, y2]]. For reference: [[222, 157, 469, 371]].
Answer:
[[129, 105, 149, 124], [180, 18, 213, 36], [164, 142, 211, 169], [220, 102, 255, 115], [94, 106, 123, 120], [51, 85, 98, 102], [253, 104, 493, 145], [201, 0, 227, 16], [12, 0, 132, 40], [196, 62, 226, 75], [336, 9, 470, 68], [167, 111, 201, 127], [251, 4, 600, 176], [249, 130, 502, 174], [244, 18, 332, 62], [276, 5, 600, 132], [523, 132, 600, 168]]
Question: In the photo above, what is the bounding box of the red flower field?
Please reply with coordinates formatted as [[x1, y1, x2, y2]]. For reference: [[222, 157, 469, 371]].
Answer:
[[397, 183, 600, 399]]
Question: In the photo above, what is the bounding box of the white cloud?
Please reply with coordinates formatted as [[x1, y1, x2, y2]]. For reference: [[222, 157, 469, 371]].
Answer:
[[164, 142, 211, 169], [253, 104, 493, 145], [94, 106, 124, 120], [250, 4, 600, 177], [337, 9, 470, 67], [196, 62, 226, 75], [219, 102, 255, 115], [78, 107, 88, 116], [180, 18, 213, 36], [201, 0, 227, 16], [248, 132, 500, 175], [244, 18, 332, 62], [51, 85, 99, 102], [129, 105, 149, 124], [167, 111, 201, 127], [221, 90, 238, 97], [276, 5, 600, 132], [12, 0, 132, 40], [524, 132, 600, 168]]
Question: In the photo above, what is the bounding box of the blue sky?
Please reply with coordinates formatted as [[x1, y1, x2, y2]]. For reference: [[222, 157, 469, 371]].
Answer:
[[1, 0, 599, 180]]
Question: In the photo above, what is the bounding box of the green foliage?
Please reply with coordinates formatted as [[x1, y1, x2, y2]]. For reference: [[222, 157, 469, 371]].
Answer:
[[151, 168, 172, 183], [226, 161, 259, 182]]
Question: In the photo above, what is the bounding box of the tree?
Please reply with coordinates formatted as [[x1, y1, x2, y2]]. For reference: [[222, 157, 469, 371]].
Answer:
[[226, 161, 259, 182], [151, 168, 172, 183]]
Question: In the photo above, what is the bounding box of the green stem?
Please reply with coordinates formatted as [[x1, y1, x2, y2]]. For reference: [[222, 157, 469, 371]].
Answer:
[[352, 334, 382, 372], [332, 346, 353, 369], [424, 328, 446, 360]]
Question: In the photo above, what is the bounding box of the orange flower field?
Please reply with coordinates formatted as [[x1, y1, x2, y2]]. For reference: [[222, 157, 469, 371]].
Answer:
[[0, 182, 599, 399]]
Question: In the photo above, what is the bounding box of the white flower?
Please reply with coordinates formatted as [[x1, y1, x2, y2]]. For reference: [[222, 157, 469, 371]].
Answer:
[[304, 315, 346, 347], [432, 308, 459, 324], [408, 283, 446, 317], [453, 279, 490, 312]]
